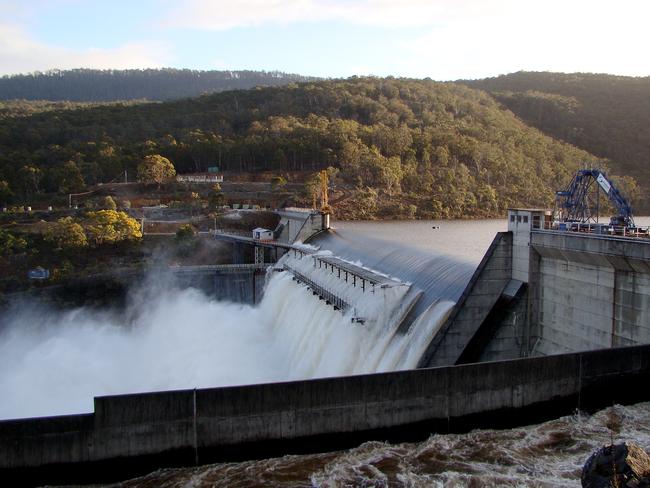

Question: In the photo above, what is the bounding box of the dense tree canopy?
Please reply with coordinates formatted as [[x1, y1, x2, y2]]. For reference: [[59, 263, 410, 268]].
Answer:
[[44, 217, 88, 249], [462, 72, 650, 211], [137, 154, 176, 185], [84, 210, 142, 245], [0, 76, 619, 218]]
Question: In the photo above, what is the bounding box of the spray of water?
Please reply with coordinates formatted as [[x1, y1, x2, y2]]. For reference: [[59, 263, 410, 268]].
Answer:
[[0, 246, 467, 420], [0, 281, 287, 419]]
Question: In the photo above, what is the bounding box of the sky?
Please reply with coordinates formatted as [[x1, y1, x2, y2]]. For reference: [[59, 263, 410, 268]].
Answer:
[[1, 0, 649, 80]]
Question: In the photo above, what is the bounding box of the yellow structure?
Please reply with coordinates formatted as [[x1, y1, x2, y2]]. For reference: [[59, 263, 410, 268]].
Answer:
[[319, 170, 331, 214]]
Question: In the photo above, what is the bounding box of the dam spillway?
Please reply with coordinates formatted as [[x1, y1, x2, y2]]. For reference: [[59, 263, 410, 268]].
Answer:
[[3, 214, 650, 485]]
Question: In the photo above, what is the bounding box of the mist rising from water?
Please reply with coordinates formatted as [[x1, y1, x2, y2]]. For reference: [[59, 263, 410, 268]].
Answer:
[[0, 266, 447, 420], [0, 225, 476, 422], [0, 279, 285, 419]]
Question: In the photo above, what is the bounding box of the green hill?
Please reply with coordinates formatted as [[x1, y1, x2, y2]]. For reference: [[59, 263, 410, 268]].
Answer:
[[0, 77, 620, 219], [462, 71, 650, 211]]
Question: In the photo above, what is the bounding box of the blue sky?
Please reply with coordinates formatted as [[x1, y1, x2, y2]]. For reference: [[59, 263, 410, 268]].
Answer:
[[1, 0, 649, 79]]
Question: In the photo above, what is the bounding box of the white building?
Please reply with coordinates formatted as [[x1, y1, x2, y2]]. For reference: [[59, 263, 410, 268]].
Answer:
[[176, 173, 223, 184], [507, 208, 551, 282], [252, 228, 274, 241]]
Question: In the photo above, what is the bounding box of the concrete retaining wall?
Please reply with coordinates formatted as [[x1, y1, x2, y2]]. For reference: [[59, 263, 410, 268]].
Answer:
[[418, 232, 513, 367], [478, 287, 529, 361], [531, 231, 650, 355], [3, 344, 649, 486], [425, 229, 650, 364]]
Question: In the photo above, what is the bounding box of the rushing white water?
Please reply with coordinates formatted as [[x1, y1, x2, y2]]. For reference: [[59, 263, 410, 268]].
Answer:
[[277, 249, 457, 375], [0, 283, 284, 419], [0, 220, 480, 420], [0, 250, 458, 420]]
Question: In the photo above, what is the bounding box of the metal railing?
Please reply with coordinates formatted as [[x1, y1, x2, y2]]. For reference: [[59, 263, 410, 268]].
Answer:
[[213, 228, 252, 237], [283, 264, 350, 312], [535, 221, 650, 238], [170, 263, 272, 274]]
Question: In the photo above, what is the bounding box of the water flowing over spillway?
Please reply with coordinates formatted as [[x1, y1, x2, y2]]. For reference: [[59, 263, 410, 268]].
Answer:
[[0, 229, 474, 420], [311, 229, 475, 319], [271, 227, 475, 374]]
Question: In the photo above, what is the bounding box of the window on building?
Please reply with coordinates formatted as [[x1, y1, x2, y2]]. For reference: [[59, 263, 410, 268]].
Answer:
[[510, 215, 515, 222], [517, 215, 522, 222], [523, 216, 529, 223]]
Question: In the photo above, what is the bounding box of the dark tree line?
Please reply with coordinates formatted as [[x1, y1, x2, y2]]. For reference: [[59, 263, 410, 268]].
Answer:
[[0, 76, 627, 219], [0, 68, 318, 102]]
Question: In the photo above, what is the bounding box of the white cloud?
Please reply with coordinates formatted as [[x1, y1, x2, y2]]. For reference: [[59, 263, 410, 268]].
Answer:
[[158, 0, 650, 79], [397, 0, 650, 80], [159, 0, 517, 31], [0, 23, 172, 75]]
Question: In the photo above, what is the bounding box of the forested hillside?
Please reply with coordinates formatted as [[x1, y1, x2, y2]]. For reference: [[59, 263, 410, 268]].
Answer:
[[0, 69, 317, 102], [463, 72, 650, 210], [0, 77, 622, 219]]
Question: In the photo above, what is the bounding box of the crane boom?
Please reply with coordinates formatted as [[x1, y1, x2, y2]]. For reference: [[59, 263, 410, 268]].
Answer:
[[555, 169, 634, 227]]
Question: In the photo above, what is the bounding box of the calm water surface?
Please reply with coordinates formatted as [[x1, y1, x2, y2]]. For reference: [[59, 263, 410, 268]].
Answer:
[[332, 216, 650, 265], [330, 218, 507, 264]]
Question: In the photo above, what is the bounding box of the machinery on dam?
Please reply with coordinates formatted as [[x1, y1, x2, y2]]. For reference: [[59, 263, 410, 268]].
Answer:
[[555, 168, 637, 231]]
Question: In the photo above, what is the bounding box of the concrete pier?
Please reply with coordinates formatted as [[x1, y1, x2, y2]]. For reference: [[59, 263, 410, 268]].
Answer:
[[418, 232, 513, 367]]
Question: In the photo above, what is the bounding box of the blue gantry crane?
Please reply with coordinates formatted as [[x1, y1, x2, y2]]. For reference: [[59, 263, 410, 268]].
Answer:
[[555, 169, 635, 228]]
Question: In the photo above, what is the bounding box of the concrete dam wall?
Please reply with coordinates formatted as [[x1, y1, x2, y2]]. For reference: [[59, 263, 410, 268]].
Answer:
[[419, 210, 650, 368], [530, 231, 650, 354], [2, 344, 650, 486], [4, 209, 650, 486]]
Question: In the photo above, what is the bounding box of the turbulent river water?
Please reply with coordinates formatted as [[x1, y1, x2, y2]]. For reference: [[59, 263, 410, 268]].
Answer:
[[107, 402, 650, 487]]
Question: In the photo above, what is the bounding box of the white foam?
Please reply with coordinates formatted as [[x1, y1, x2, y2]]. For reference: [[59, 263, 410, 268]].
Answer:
[[0, 254, 454, 420]]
